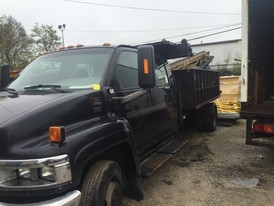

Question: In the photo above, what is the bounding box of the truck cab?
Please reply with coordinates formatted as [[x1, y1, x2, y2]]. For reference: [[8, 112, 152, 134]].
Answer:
[[0, 42, 193, 205]]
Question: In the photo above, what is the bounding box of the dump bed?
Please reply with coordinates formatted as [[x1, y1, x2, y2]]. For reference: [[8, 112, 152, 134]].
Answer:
[[170, 51, 220, 110], [148, 40, 220, 110], [172, 69, 220, 110]]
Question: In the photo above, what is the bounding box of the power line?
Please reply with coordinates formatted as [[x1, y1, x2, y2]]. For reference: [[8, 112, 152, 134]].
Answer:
[[187, 27, 241, 42], [63, 0, 241, 15], [66, 23, 241, 33], [133, 24, 242, 45]]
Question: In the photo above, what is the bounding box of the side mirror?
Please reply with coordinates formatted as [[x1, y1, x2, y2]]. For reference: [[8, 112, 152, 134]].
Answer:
[[137, 45, 155, 88], [0, 65, 10, 90]]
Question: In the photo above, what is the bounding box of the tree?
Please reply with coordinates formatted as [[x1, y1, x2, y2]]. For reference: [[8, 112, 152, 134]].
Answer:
[[31, 23, 61, 53], [0, 15, 34, 69], [216, 49, 241, 76]]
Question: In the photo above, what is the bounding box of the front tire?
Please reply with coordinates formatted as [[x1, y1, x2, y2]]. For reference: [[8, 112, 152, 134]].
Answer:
[[80, 160, 123, 206]]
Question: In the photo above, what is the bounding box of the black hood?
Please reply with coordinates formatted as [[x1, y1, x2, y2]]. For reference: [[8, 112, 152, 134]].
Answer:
[[0, 93, 66, 125], [0, 90, 106, 158]]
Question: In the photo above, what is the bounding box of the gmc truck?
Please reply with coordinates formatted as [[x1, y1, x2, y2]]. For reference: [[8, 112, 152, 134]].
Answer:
[[0, 40, 219, 205], [240, 0, 274, 148]]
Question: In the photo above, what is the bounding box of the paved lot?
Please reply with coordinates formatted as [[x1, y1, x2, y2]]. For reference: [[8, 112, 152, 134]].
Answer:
[[124, 119, 274, 206]]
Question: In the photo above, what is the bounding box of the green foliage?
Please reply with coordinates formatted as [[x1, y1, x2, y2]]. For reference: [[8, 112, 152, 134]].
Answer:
[[31, 23, 61, 53], [0, 16, 61, 69], [0, 15, 34, 69]]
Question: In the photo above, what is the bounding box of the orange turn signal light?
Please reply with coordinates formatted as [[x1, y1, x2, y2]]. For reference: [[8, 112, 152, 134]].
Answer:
[[49, 126, 66, 143], [144, 59, 149, 74], [253, 121, 274, 134], [264, 124, 274, 133]]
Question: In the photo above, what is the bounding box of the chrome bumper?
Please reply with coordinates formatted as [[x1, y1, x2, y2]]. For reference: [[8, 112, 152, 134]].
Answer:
[[0, 190, 81, 206]]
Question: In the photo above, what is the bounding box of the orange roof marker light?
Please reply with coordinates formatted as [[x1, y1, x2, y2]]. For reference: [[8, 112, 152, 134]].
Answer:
[[103, 43, 111, 46], [76, 44, 84, 47], [49, 126, 66, 143], [67, 45, 75, 49]]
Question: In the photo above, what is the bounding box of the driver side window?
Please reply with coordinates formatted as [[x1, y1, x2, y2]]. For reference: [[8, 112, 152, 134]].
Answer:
[[113, 51, 139, 90]]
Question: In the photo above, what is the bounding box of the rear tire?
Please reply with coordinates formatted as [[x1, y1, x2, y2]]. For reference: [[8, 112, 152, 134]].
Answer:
[[195, 103, 217, 132], [205, 103, 217, 132], [80, 160, 123, 206]]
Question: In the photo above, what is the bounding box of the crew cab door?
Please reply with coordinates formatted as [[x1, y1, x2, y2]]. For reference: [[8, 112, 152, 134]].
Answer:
[[153, 57, 179, 141], [109, 48, 158, 153]]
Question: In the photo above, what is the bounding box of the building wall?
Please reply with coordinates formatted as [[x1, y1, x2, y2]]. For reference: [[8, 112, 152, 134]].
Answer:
[[191, 39, 242, 69]]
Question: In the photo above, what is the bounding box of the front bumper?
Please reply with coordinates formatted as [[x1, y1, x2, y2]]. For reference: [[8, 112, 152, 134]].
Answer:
[[0, 190, 81, 206]]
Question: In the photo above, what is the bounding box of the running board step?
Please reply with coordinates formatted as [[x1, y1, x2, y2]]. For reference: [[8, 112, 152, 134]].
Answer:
[[141, 153, 172, 177], [158, 138, 189, 154]]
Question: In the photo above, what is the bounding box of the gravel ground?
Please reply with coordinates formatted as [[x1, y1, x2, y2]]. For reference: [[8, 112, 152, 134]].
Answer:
[[123, 119, 274, 206]]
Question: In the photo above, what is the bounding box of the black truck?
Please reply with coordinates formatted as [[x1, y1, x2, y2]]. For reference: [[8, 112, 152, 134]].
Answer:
[[0, 40, 219, 205]]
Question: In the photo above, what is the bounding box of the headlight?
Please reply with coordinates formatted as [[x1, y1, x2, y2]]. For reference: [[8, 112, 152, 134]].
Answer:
[[0, 154, 71, 189]]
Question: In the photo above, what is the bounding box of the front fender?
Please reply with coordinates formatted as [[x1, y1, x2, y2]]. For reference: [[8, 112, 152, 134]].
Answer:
[[59, 115, 139, 187]]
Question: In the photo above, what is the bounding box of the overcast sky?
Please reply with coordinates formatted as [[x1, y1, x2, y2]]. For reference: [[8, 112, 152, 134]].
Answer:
[[1, 0, 242, 46]]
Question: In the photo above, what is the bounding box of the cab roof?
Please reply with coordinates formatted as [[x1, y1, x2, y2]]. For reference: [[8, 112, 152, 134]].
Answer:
[[43, 39, 192, 60]]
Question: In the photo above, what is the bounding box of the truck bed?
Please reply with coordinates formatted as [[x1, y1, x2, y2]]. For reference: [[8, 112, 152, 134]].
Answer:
[[172, 69, 220, 110]]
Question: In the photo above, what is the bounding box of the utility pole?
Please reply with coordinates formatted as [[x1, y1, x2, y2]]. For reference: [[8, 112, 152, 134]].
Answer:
[[58, 24, 66, 47]]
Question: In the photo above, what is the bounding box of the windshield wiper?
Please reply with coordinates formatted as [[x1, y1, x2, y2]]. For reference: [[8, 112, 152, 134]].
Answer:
[[24, 84, 70, 93], [3, 88, 18, 96]]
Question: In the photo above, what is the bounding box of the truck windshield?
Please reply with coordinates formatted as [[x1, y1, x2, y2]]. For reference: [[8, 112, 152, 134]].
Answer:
[[8, 47, 113, 91]]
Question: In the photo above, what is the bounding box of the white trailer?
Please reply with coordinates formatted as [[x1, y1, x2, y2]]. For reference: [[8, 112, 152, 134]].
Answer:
[[241, 0, 274, 148]]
